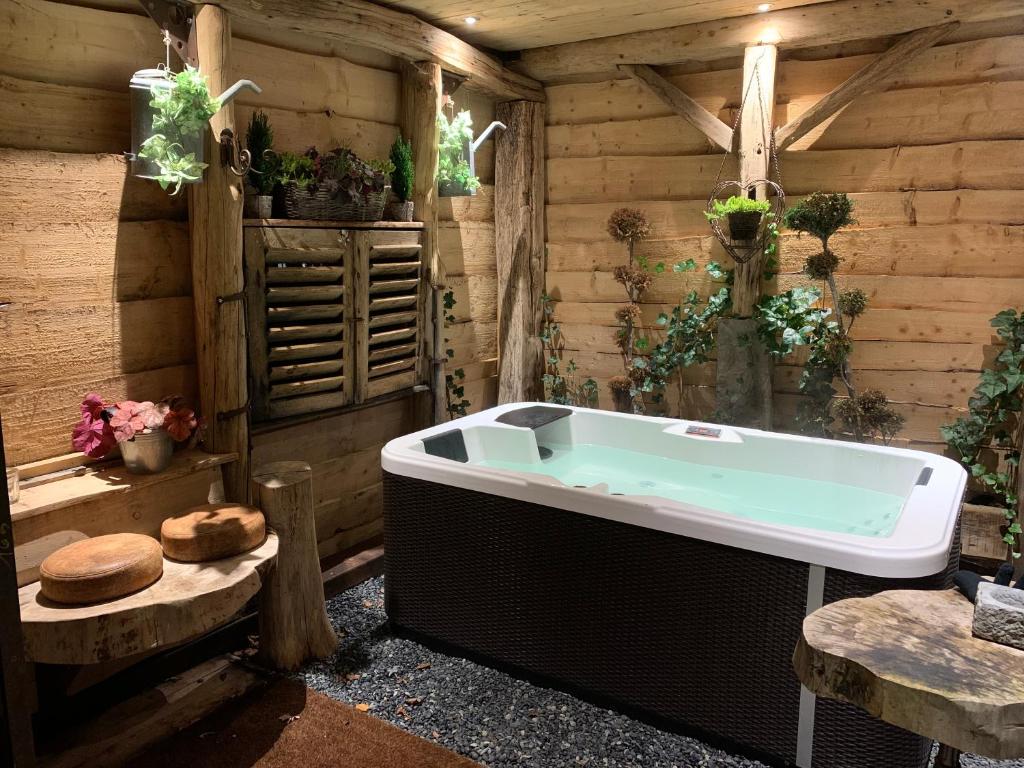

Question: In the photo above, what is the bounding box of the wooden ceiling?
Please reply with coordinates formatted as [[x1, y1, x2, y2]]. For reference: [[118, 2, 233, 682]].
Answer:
[[378, 0, 836, 50]]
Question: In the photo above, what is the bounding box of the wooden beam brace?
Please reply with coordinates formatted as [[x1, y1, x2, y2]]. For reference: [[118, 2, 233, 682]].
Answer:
[[618, 64, 732, 152], [187, 5, 250, 503], [195, 0, 543, 102], [775, 22, 960, 151], [515, 0, 1014, 81], [495, 101, 546, 404]]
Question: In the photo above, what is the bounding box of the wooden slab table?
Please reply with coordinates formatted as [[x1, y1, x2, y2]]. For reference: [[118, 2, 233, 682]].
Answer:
[[794, 589, 1024, 767]]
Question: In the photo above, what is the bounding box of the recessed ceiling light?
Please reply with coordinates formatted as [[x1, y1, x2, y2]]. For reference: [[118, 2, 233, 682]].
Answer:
[[757, 3, 771, 11], [464, 16, 478, 25]]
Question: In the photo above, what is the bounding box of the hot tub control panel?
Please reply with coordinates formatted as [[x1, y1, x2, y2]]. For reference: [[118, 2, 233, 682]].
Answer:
[[685, 425, 722, 438]]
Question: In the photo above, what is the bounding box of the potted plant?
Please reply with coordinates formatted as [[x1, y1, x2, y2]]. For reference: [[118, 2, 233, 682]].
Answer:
[[386, 134, 415, 221], [72, 394, 201, 474], [275, 147, 393, 221], [244, 110, 277, 219], [437, 110, 480, 197], [705, 196, 772, 241]]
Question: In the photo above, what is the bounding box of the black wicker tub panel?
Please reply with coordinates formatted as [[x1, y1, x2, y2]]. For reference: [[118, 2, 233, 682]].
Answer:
[[383, 472, 957, 768]]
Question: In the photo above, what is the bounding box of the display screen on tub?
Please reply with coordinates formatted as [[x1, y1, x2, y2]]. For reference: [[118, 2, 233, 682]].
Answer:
[[477, 442, 905, 539]]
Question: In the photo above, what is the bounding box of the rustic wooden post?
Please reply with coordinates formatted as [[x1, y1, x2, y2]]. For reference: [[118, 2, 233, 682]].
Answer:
[[716, 43, 777, 428], [401, 61, 444, 423], [253, 462, 336, 671], [495, 100, 546, 403], [188, 4, 250, 501], [0, 415, 36, 767]]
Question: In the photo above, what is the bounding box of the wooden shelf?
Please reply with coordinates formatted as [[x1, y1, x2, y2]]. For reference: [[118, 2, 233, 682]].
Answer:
[[19, 533, 279, 665], [12, 449, 237, 524], [244, 219, 424, 229]]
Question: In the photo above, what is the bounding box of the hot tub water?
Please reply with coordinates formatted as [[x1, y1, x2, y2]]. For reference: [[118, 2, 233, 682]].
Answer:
[[480, 443, 903, 537]]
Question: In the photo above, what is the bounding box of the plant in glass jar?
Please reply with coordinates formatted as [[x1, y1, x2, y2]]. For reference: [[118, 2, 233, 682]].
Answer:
[[437, 110, 480, 197], [72, 394, 201, 474]]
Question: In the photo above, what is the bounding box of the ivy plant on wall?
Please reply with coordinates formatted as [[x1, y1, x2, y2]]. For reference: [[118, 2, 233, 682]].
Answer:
[[443, 289, 471, 419], [540, 294, 598, 408], [941, 308, 1024, 561]]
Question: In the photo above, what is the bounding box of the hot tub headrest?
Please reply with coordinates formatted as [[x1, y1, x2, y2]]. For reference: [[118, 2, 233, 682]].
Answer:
[[422, 429, 469, 463], [495, 405, 572, 430]]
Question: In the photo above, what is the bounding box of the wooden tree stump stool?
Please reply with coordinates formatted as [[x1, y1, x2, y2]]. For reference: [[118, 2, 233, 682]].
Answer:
[[253, 461, 337, 671], [794, 589, 1024, 767]]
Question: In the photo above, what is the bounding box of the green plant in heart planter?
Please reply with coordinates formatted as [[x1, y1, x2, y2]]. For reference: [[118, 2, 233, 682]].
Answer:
[[72, 394, 202, 474], [705, 196, 772, 241]]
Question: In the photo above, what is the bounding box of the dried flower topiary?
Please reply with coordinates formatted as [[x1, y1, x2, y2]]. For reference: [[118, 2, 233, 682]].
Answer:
[[615, 304, 642, 325], [607, 208, 651, 245], [608, 375, 632, 392], [804, 250, 841, 280], [613, 265, 653, 298], [838, 288, 868, 318]]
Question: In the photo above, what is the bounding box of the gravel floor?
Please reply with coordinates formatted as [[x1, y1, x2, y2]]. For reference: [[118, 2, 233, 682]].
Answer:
[[301, 577, 1019, 768]]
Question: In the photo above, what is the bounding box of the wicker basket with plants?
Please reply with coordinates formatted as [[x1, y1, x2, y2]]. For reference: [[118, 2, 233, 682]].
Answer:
[[275, 147, 393, 221]]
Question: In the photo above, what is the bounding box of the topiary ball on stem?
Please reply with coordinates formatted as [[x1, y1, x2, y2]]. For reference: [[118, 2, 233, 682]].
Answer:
[[804, 250, 841, 280], [783, 192, 855, 248], [838, 288, 868, 318], [607, 208, 651, 244]]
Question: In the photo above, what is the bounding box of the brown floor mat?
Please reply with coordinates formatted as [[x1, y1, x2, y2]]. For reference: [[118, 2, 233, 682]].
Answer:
[[126, 678, 481, 768]]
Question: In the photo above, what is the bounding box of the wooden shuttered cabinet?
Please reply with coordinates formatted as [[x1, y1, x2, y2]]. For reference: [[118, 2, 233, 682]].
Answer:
[[244, 223, 426, 422]]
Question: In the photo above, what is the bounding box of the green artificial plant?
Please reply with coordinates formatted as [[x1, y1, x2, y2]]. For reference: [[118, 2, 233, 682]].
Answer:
[[941, 308, 1024, 562], [137, 66, 220, 195], [389, 135, 415, 203], [245, 110, 278, 196], [704, 196, 772, 221]]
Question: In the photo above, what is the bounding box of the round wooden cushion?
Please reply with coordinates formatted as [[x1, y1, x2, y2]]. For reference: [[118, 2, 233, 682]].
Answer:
[[40, 533, 164, 605], [161, 504, 266, 563]]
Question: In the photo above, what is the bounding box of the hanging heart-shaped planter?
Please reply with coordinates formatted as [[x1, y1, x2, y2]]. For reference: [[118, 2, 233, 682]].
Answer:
[[706, 179, 786, 264]]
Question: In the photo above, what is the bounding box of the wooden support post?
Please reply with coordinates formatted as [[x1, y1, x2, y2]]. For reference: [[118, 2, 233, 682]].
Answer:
[[618, 65, 732, 152], [188, 4, 249, 502], [716, 44, 777, 428], [495, 101, 546, 404], [400, 61, 444, 423], [0, 414, 36, 768], [775, 23, 958, 151], [253, 462, 337, 672]]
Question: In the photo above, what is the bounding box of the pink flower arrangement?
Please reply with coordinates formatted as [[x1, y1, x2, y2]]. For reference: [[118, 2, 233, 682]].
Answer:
[[71, 394, 201, 459]]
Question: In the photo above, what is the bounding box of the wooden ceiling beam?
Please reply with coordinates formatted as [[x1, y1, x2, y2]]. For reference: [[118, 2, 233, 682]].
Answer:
[[192, 0, 544, 102], [515, 0, 1019, 82], [775, 22, 960, 150], [618, 64, 732, 151]]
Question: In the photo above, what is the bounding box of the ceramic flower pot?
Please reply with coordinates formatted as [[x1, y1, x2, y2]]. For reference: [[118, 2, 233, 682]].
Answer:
[[120, 429, 173, 474], [727, 211, 762, 241]]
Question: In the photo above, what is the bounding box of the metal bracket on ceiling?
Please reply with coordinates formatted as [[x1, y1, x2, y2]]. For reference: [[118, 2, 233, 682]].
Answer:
[[137, 0, 198, 68], [442, 71, 469, 98]]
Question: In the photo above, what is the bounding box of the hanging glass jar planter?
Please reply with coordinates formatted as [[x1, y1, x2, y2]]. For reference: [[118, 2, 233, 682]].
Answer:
[[129, 66, 220, 194], [437, 109, 506, 198]]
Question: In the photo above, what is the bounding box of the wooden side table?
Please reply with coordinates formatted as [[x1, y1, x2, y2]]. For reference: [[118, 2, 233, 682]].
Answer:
[[794, 589, 1024, 766]]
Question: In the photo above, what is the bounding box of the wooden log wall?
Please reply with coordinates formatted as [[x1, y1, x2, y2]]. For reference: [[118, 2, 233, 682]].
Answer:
[[543, 20, 1024, 452], [0, 0, 504, 560], [0, 0, 195, 466], [437, 88, 500, 413]]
